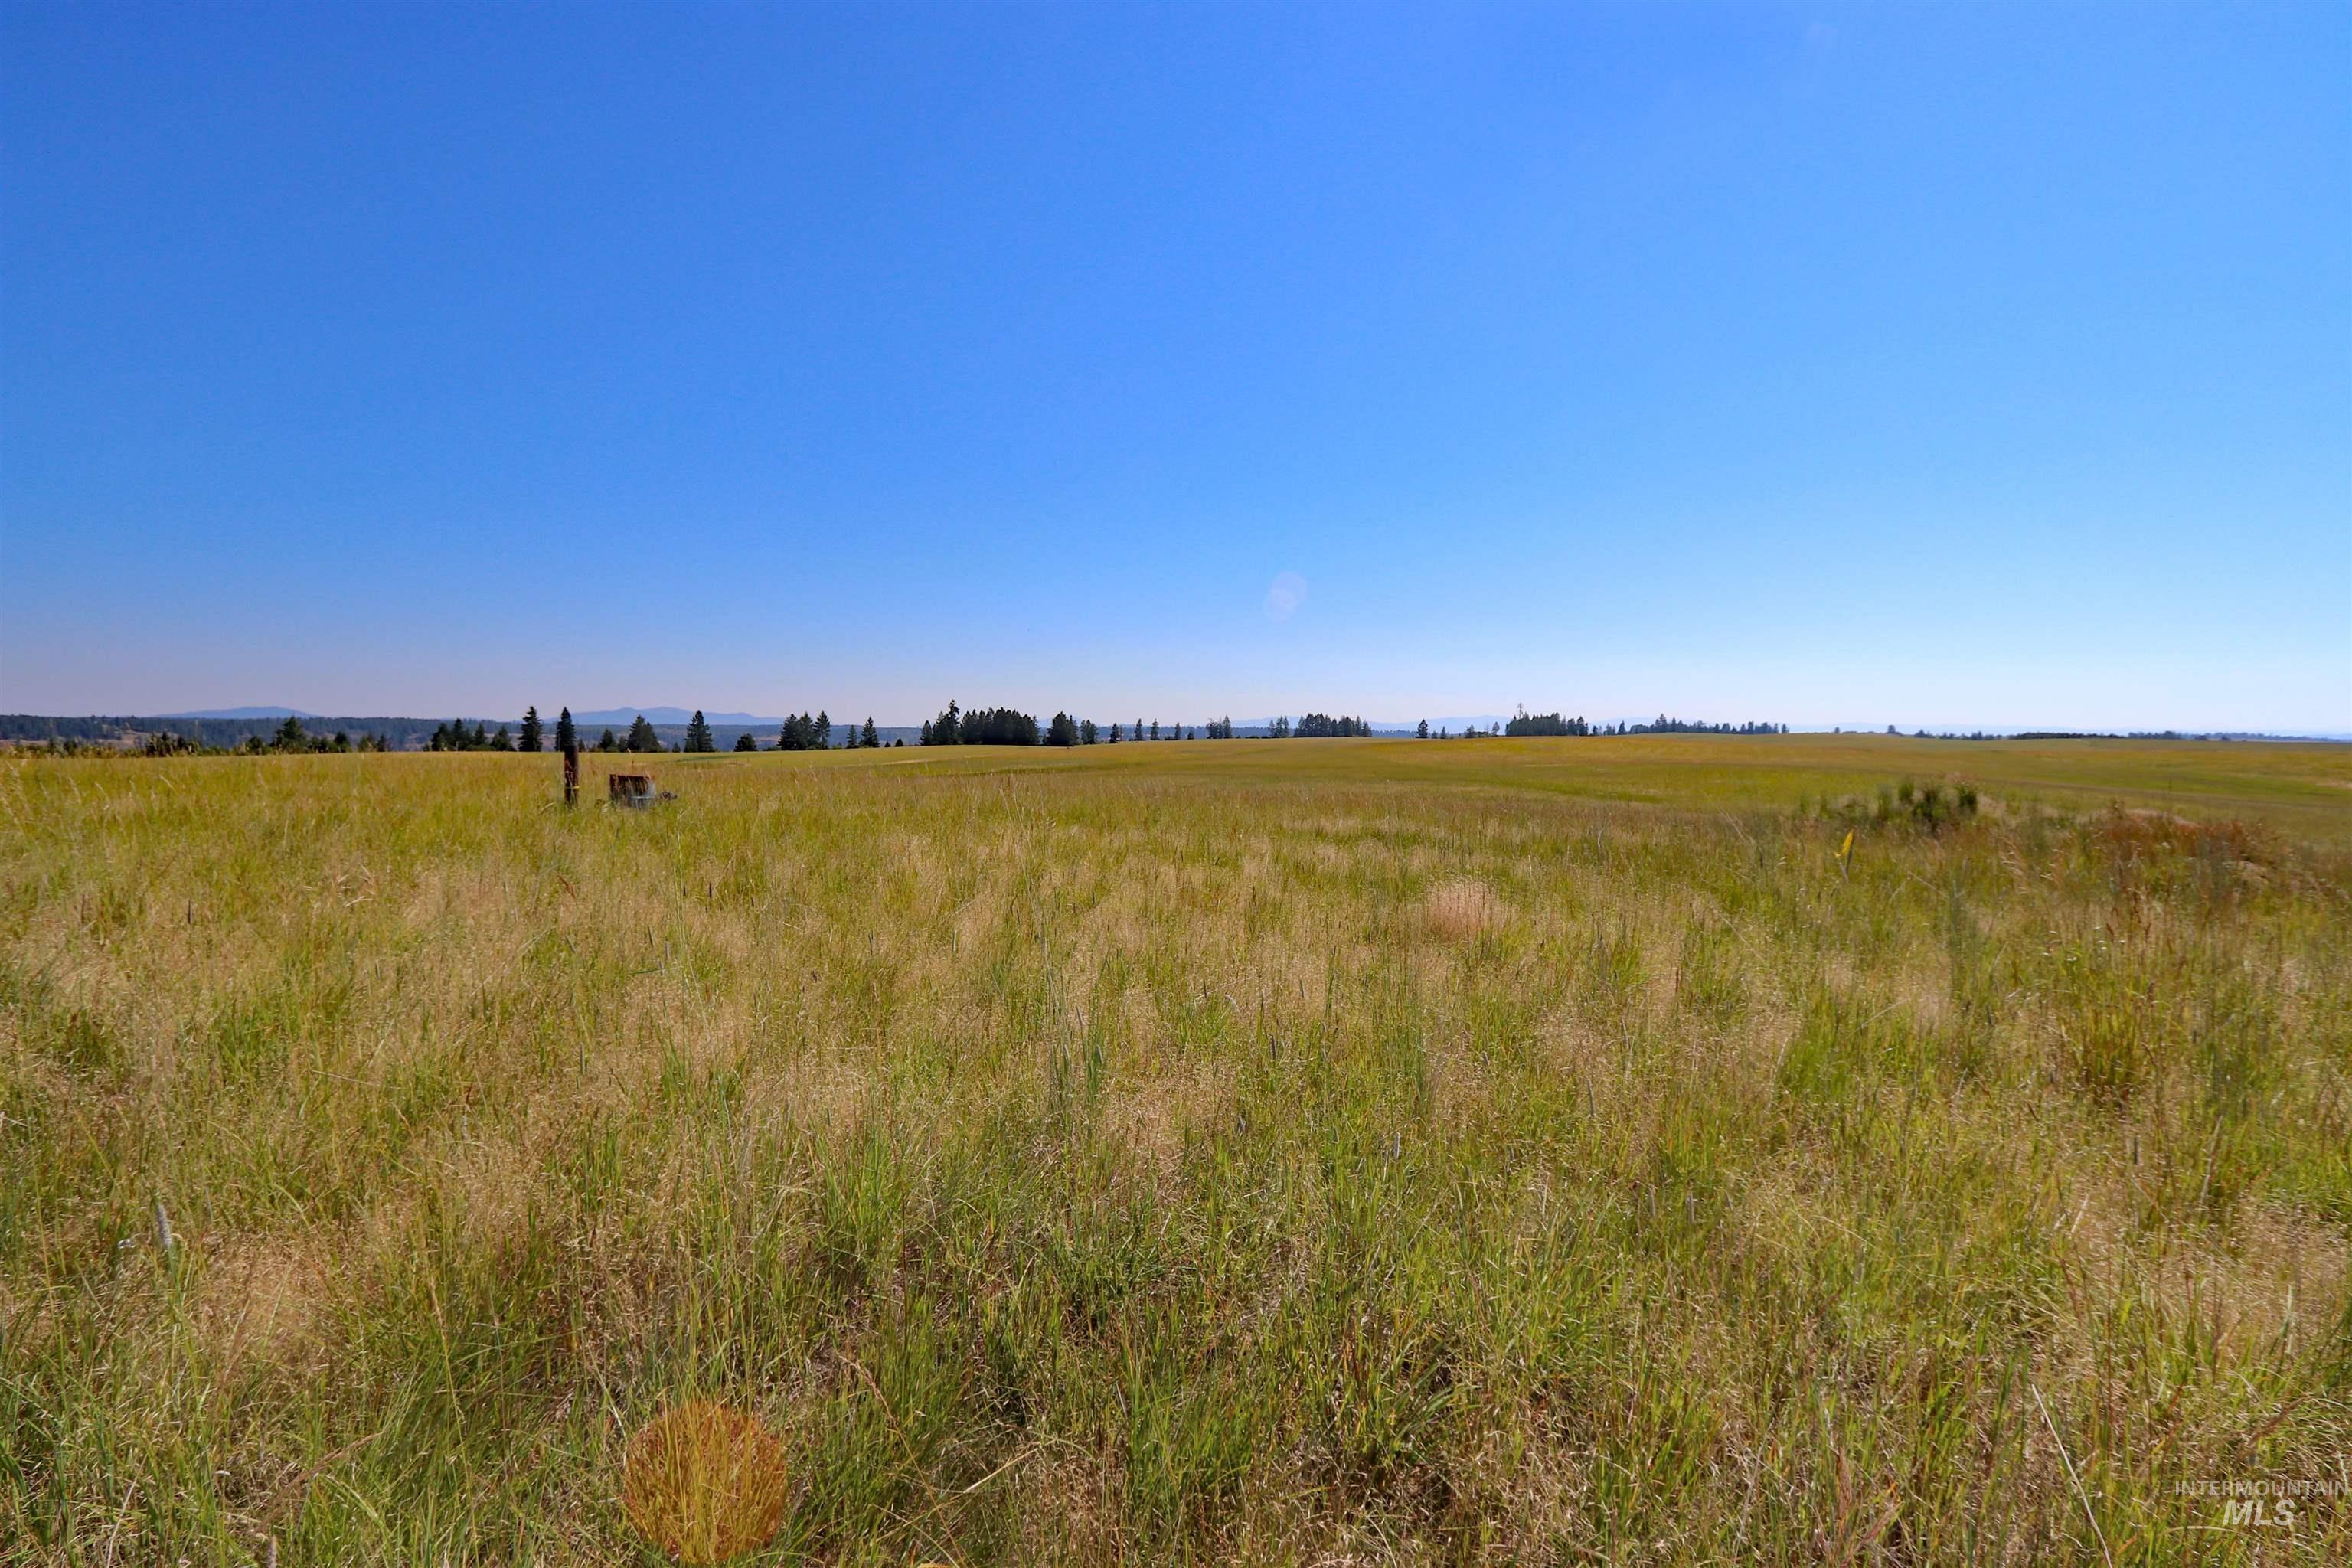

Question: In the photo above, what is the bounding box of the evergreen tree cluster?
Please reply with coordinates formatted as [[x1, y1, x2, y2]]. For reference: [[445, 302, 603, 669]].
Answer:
[[912, 702, 1122, 746], [1615, 716, 1786, 736], [774, 711, 831, 750], [240, 716, 374, 754], [920, 701, 1043, 746], [428, 720, 511, 751], [1292, 713, 1372, 737], [684, 711, 717, 753], [1504, 710, 1591, 737], [1476, 709, 1788, 738]]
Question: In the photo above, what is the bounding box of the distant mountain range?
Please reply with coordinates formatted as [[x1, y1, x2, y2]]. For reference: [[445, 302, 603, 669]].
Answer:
[[158, 704, 799, 727]]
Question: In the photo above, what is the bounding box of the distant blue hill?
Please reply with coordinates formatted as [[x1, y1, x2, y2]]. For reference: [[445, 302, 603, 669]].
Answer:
[[163, 706, 318, 719]]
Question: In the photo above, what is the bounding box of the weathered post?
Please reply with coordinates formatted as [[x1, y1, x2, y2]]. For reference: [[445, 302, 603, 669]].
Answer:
[[563, 740, 580, 805]]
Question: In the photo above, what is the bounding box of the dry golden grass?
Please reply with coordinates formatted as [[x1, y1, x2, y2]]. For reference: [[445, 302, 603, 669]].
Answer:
[[1420, 876, 1506, 942], [2, 736, 2347, 1563], [621, 1401, 789, 1563]]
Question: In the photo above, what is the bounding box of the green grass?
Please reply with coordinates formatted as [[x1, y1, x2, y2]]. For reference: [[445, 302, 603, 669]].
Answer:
[[3, 736, 2347, 1563]]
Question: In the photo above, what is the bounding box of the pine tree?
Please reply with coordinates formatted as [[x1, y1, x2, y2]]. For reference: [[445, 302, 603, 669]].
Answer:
[[1109, 723, 1122, 743], [815, 710, 831, 749], [626, 714, 659, 753], [684, 711, 714, 753], [490, 725, 514, 751], [554, 707, 577, 752], [861, 717, 879, 748], [597, 727, 619, 752], [1417, 719, 1429, 739], [519, 706, 543, 752], [733, 731, 757, 751], [1080, 719, 1098, 744]]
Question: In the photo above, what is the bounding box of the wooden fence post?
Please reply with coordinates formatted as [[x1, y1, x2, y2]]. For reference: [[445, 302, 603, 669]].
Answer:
[[564, 741, 580, 805]]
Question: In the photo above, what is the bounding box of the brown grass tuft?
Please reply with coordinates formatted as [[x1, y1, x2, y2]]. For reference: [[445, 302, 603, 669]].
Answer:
[[2092, 808, 2267, 864], [1423, 877, 1504, 941], [619, 1400, 789, 1563]]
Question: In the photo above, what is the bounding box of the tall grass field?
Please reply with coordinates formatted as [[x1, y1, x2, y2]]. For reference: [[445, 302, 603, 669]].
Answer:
[[5, 736, 2347, 1563]]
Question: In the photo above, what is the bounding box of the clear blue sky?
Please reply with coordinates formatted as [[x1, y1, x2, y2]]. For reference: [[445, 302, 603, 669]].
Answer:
[[3, 2, 2346, 731]]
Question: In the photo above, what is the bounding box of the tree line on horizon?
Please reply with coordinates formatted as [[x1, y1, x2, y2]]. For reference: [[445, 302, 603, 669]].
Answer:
[[2, 704, 1953, 756], [923, 703, 1233, 746], [1498, 709, 1788, 737], [466, 704, 1792, 755], [564, 709, 895, 754]]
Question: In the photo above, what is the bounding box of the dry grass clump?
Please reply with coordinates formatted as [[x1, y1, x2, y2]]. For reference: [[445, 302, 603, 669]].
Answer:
[[2092, 805, 2269, 864], [1421, 876, 1504, 941], [620, 1400, 788, 1563]]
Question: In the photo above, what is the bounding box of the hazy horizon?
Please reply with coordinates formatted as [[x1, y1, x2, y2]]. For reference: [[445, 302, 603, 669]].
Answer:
[[4, 4, 2346, 733], [8, 701, 2344, 742]]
